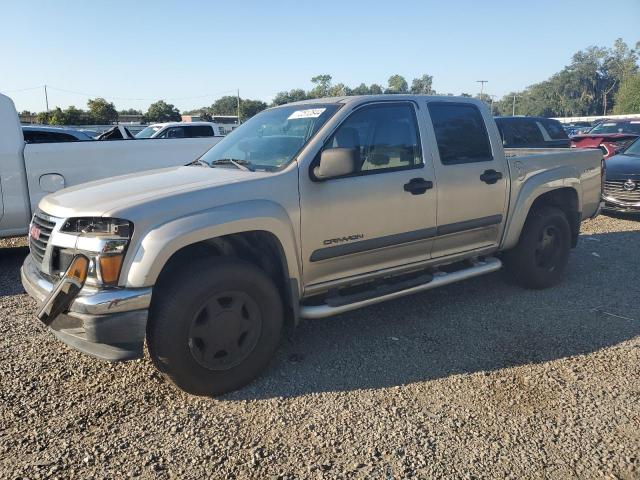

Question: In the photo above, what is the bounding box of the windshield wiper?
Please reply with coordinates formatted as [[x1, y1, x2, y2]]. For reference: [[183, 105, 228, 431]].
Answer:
[[209, 158, 255, 171], [186, 158, 209, 167]]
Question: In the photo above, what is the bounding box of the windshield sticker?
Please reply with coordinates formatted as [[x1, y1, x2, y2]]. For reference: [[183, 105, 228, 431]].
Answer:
[[288, 108, 326, 120], [602, 123, 616, 126]]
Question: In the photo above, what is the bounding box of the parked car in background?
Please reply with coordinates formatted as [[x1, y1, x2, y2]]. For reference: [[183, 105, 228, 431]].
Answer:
[[563, 124, 592, 137], [571, 120, 640, 159], [602, 137, 640, 213], [21, 95, 602, 395], [0, 93, 225, 238], [135, 122, 227, 139], [495, 116, 570, 149], [23, 126, 94, 143]]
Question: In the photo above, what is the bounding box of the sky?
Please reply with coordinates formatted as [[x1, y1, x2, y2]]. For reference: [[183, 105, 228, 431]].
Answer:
[[1, 0, 639, 113]]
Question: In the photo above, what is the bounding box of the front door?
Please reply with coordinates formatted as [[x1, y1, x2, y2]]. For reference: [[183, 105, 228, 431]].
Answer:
[[425, 101, 509, 258], [298, 102, 438, 288]]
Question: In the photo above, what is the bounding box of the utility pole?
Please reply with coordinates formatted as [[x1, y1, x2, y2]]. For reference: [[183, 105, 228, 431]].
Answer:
[[489, 95, 496, 115], [44, 84, 49, 113], [236, 89, 241, 124], [511, 95, 521, 116], [476, 80, 488, 98]]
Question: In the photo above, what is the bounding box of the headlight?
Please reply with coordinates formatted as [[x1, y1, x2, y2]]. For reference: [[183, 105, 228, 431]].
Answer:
[[60, 217, 133, 286]]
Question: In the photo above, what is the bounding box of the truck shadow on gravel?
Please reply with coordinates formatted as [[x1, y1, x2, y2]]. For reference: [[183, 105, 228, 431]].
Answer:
[[0, 246, 29, 297], [1, 232, 639, 401], [229, 229, 640, 400]]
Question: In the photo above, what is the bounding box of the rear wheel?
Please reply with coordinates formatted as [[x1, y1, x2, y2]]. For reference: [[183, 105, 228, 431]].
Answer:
[[504, 206, 572, 289], [147, 257, 283, 396]]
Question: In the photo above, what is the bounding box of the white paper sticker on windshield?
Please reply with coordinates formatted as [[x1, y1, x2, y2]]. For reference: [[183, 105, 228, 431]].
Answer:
[[288, 108, 326, 120]]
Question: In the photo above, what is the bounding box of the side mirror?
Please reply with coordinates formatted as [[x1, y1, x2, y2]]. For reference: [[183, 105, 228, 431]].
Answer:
[[314, 147, 359, 180]]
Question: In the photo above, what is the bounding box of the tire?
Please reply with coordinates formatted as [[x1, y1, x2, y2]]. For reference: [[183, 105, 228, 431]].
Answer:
[[504, 206, 572, 289], [147, 257, 283, 396]]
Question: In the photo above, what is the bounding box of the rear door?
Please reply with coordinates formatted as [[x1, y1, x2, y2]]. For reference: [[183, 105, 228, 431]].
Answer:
[[425, 101, 509, 258]]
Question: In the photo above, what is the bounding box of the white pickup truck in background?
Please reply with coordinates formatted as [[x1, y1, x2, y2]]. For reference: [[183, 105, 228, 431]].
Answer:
[[0, 93, 223, 238]]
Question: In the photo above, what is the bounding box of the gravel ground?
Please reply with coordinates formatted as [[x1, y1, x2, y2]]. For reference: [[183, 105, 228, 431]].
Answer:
[[1, 214, 639, 479]]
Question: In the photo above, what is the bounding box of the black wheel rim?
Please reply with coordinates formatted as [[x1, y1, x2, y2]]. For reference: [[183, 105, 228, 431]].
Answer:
[[188, 291, 262, 371], [534, 225, 561, 271]]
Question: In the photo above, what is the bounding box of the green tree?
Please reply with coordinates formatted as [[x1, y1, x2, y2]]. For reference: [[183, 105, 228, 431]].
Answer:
[[63, 105, 85, 124], [240, 99, 267, 119], [329, 83, 350, 97], [272, 89, 307, 106], [369, 84, 383, 95], [36, 111, 51, 124], [48, 107, 65, 125], [119, 108, 142, 115], [309, 74, 333, 98], [410, 74, 434, 94], [210, 96, 239, 115], [87, 97, 118, 124], [613, 73, 640, 114], [144, 100, 181, 122], [351, 83, 370, 95], [386, 75, 408, 94]]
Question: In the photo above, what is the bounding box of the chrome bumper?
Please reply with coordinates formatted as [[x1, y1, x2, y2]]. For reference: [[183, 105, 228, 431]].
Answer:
[[21, 254, 151, 361]]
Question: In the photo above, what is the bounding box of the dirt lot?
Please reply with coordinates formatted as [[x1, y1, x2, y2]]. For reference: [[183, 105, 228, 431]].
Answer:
[[1, 214, 639, 479]]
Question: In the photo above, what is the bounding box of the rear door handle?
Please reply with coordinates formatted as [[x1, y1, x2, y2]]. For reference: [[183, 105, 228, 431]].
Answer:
[[403, 178, 433, 195], [480, 169, 503, 184]]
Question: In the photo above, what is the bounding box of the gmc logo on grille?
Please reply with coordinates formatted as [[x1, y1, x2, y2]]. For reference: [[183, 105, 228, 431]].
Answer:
[[29, 224, 41, 241]]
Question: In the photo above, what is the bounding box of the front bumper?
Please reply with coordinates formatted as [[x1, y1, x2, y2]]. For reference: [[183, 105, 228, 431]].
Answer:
[[602, 196, 640, 213], [21, 254, 152, 361]]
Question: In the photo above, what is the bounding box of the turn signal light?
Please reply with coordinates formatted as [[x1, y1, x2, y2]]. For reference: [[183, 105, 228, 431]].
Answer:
[[99, 255, 124, 285], [67, 256, 90, 284]]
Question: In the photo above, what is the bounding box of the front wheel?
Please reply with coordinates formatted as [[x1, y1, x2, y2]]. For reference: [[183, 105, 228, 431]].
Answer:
[[504, 206, 572, 289], [147, 257, 283, 396]]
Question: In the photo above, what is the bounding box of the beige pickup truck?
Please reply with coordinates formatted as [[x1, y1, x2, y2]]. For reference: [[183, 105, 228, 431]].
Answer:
[[21, 95, 603, 395]]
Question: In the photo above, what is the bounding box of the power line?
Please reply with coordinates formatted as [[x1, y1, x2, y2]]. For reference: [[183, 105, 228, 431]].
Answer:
[[4, 85, 45, 93], [43, 85, 239, 102]]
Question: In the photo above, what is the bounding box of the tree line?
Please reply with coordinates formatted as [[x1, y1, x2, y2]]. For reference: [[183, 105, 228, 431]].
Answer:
[[24, 38, 640, 126]]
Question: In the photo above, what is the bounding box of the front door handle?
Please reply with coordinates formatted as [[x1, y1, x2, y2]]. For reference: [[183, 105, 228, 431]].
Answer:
[[403, 178, 433, 195], [480, 169, 503, 184]]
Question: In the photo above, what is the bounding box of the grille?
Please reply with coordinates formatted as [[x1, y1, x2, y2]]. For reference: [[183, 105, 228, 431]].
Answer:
[[29, 212, 56, 265], [603, 180, 640, 203]]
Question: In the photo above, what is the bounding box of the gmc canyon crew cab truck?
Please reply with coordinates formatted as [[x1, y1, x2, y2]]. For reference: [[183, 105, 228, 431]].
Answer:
[[0, 93, 223, 238], [21, 95, 603, 396]]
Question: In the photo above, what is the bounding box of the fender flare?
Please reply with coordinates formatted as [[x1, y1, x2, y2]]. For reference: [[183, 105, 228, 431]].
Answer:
[[124, 200, 302, 295], [502, 166, 581, 250]]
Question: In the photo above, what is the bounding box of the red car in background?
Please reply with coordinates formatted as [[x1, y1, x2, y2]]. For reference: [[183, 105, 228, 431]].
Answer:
[[571, 120, 640, 158]]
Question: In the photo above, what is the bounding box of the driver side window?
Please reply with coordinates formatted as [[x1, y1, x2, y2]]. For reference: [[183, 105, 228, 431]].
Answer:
[[325, 103, 422, 174]]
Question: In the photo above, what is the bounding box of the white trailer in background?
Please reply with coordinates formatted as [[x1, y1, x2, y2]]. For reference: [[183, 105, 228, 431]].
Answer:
[[0, 93, 223, 238]]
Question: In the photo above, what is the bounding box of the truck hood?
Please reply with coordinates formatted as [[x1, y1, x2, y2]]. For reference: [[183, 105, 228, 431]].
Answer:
[[39, 166, 266, 218]]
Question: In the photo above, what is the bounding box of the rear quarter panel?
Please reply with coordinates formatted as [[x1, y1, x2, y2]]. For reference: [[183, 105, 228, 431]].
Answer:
[[501, 148, 602, 250]]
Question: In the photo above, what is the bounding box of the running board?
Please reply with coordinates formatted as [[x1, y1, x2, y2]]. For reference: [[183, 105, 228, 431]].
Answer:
[[299, 257, 502, 319]]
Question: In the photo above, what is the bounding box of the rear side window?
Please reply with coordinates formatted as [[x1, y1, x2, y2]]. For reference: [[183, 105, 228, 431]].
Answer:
[[540, 119, 568, 140], [24, 130, 78, 143], [158, 127, 186, 139], [428, 103, 492, 165], [499, 119, 544, 145], [185, 125, 214, 137]]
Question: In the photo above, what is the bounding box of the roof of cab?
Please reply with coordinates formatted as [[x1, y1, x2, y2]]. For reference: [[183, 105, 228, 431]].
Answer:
[[283, 94, 486, 107]]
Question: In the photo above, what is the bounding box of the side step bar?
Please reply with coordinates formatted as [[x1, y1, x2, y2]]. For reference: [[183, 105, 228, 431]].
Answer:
[[299, 257, 502, 319]]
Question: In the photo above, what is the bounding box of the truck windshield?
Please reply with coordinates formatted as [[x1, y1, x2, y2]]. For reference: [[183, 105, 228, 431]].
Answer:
[[200, 104, 340, 171]]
